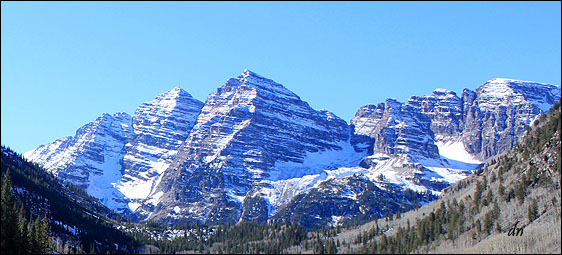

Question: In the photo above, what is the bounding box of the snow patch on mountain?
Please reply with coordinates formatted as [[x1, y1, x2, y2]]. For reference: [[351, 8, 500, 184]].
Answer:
[[24, 112, 133, 213], [435, 139, 481, 164], [84, 130, 129, 210], [119, 86, 203, 210], [361, 155, 429, 193], [270, 140, 367, 181]]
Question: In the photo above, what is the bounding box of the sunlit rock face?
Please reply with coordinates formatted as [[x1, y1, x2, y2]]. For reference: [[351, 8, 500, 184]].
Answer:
[[148, 69, 351, 224], [119, 86, 204, 210], [461, 78, 560, 159]]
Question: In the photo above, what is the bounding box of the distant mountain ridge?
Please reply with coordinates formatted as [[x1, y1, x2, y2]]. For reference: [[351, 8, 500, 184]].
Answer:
[[23, 70, 561, 228]]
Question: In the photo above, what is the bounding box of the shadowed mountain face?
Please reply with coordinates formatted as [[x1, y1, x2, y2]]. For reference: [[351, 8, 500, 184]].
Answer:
[[24, 70, 561, 228]]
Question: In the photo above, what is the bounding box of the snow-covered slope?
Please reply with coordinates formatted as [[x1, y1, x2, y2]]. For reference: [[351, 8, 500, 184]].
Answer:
[[474, 78, 559, 113], [119, 87, 203, 211], [24, 87, 203, 214], [24, 112, 133, 213]]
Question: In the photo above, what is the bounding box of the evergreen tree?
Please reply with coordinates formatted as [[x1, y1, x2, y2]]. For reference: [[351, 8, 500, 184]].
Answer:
[[528, 199, 539, 222], [17, 204, 29, 253], [498, 183, 505, 200], [90, 242, 97, 254], [483, 212, 494, 234], [27, 216, 38, 253], [514, 180, 526, 204], [39, 215, 53, 253], [475, 219, 482, 235], [1, 170, 18, 254]]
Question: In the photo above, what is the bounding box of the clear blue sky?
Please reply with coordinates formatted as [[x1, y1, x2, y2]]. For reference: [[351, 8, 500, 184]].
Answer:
[[2, 1, 561, 154]]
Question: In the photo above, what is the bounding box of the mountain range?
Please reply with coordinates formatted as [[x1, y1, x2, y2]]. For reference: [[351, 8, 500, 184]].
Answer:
[[23, 70, 561, 228]]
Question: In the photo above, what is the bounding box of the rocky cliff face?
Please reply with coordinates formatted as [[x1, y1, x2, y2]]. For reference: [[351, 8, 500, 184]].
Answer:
[[407, 88, 464, 141], [345, 78, 560, 205], [24, 71, 561, 229], [146, 70, 353, 224], [352, 78, 561, 162], [119, 87, 203, 210], [461, 78, 561, 159], [350, 98, 439, 162]]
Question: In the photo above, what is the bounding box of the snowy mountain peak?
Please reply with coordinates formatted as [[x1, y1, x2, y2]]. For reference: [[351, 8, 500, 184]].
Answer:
[[319, 109, 345, 122], [384, 98, 402, 114], [488, 77, 518, 83], [482, 78, 560, 95], [138, 86, 199, 115], [241, 69, 271, 79], [170, 85, 183, 92], [119, 85, 204, 207], [114, 111, 131, 117], [477, 78, 561, 113], [487, 77, 552, 85], [161, 85, 193, 98], [432, 88, 457, 97], [111, 112, 133, 123], [232, 69, 300, 99], [99, 112, 115, 119], [24, 85, 204, 215], [146, 70, 351, 224], [240, 69, 266, 80], [433, 88, 451, 93]]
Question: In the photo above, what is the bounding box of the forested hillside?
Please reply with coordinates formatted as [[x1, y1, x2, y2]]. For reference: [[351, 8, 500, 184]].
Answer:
[[1, 146, 139, 254]]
